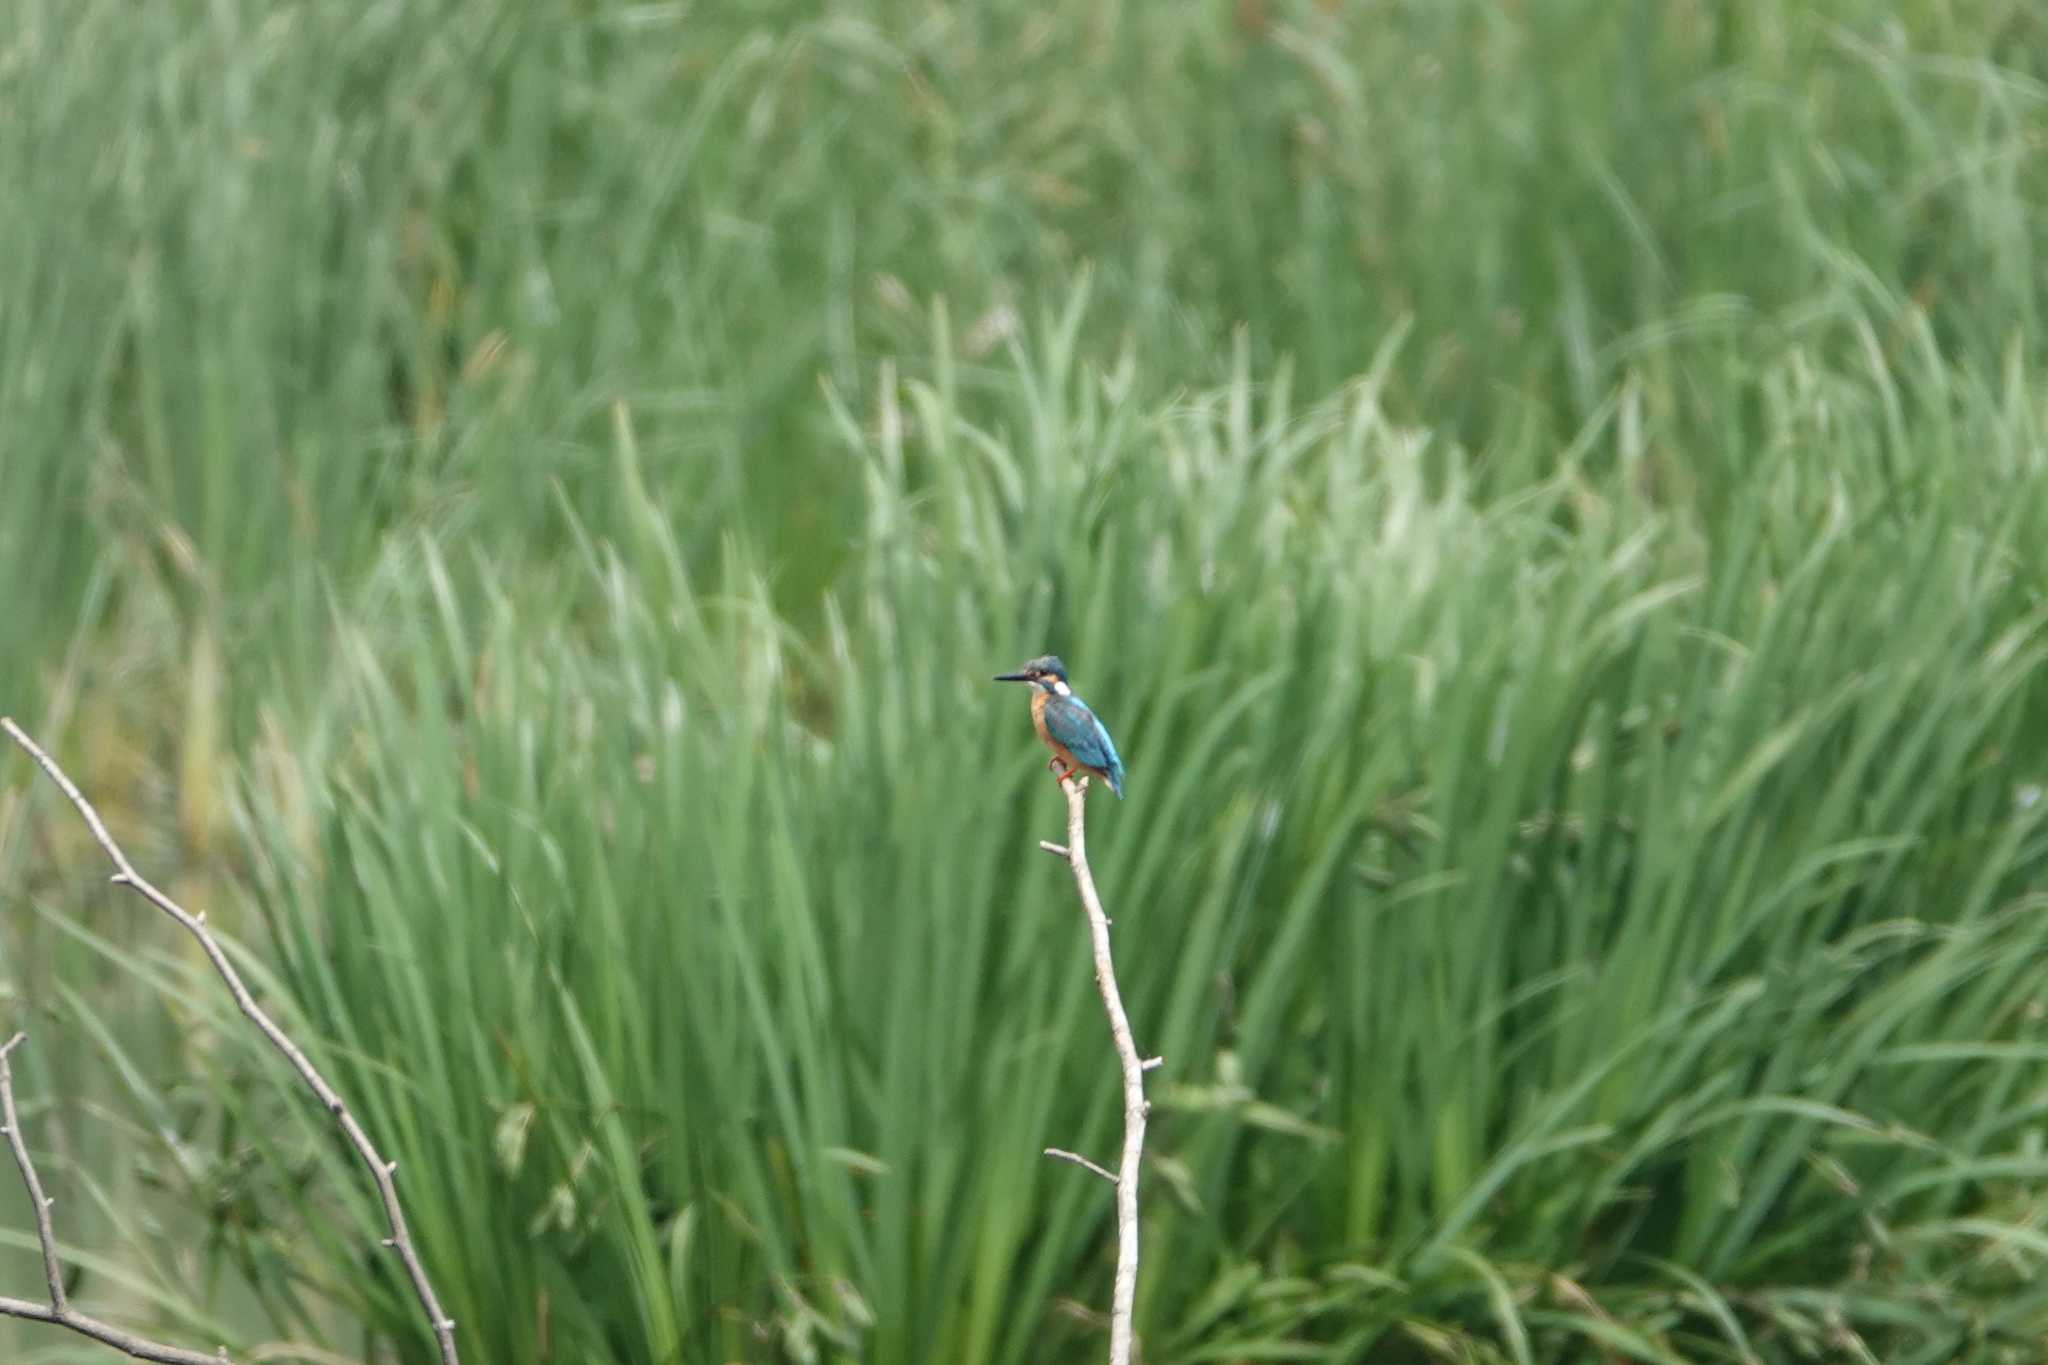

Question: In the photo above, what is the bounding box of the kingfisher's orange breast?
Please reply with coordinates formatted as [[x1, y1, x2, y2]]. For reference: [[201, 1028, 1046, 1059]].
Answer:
[[1029, 688, 1055, 746], [1029, 688, 1090, 775]]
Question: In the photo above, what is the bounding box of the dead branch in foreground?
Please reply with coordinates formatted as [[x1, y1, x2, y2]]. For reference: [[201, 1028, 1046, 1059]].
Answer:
[[1, 718, 460, 1364]]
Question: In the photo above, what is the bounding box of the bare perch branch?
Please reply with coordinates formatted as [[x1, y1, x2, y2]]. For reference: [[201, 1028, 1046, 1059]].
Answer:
[[1, 719, 460, 1364], [1044, 773, 1151, 1365], [0, 1034, 227, 1363]]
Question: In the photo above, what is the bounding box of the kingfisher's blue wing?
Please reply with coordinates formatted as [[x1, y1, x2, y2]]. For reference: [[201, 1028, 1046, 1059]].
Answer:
[[1045, 693, 1127, 798]]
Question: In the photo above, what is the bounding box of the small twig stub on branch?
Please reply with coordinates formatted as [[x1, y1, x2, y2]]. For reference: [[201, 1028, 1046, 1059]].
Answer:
[[1044, 1147, 1120, 1184]]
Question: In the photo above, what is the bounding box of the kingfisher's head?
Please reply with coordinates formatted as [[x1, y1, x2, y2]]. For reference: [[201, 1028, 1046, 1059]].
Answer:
[[994, 655, 1071, 695]]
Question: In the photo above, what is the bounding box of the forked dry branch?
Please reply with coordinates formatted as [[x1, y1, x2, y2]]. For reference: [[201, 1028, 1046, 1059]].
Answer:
[[0, 1031, 226, 1363], [1, 718, 460, 1364]]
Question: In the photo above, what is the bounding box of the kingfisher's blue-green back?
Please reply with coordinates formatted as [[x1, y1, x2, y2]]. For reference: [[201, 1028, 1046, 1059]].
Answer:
[[1044, 691, 1125, 798]]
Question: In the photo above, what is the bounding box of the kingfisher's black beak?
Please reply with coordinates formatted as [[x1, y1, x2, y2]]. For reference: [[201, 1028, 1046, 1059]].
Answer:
[[993, 670, 1032, 683]]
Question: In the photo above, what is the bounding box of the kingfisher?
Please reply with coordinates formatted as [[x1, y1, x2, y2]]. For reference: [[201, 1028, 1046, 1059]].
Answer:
[[994, 655, 1126, 798]]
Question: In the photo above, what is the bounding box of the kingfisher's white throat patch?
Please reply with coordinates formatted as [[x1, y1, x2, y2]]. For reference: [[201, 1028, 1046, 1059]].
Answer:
[[1050, 678, 1072, 697]]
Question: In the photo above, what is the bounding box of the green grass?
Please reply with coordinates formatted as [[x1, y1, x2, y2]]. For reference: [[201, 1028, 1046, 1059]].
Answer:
[[6, 0, 2048, 1361]]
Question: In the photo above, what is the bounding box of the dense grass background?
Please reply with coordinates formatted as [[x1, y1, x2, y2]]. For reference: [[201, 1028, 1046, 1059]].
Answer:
[[6, 0, 2048, 1360]]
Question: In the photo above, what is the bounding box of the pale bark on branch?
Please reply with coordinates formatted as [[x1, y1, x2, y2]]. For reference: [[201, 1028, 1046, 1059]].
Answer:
[[1, 719, 460, 1364], [1039, 773, 1151, 1365]]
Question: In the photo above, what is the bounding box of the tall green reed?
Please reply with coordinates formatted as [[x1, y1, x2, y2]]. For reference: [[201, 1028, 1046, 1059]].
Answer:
[[4, 1, 2048, 1360], [8, 0, 2045, 723], [92, 311, 2035, 1363]]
